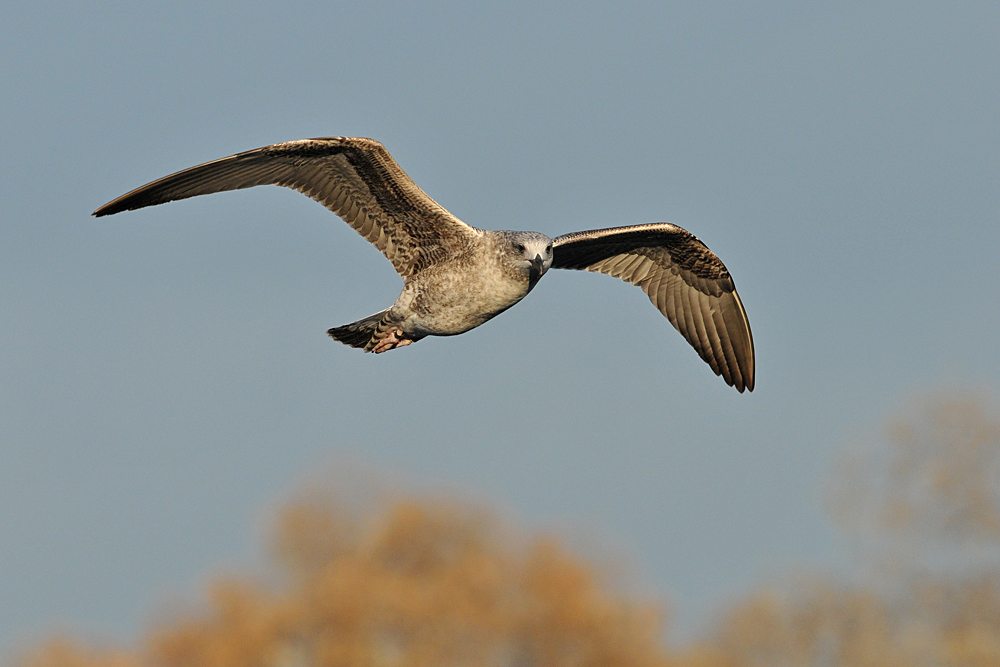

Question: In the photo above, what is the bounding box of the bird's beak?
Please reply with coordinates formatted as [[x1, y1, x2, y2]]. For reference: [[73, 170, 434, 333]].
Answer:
[[528, 254, 545, 289], [531, 254, 544, 273]]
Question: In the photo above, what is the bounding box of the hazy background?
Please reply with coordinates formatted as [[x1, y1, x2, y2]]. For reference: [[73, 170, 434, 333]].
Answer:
[[2, 0, 998, 656]]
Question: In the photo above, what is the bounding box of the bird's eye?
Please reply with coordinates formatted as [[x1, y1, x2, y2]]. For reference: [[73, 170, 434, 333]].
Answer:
[[546, 244, 552, 253], [516, 243, 525, 253]]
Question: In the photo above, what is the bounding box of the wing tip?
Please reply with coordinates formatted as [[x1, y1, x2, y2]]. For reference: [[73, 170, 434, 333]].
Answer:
[[723, 370, 753, 393], [720, 349, 754, 393], [92, 202, 131, 217], [93, 195, 142, 217], [730, 356, 755, 393]]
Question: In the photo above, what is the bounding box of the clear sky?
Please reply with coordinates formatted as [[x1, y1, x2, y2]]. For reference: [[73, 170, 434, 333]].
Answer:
[[2, 0, 998, 654]]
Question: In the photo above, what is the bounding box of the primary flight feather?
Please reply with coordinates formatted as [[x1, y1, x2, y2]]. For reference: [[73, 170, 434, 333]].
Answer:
[[94, 137, 755, 392]]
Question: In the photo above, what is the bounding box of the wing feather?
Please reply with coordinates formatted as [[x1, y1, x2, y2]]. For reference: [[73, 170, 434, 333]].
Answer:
[[552, 223, 754, 392], [93, 137, 480, 277], [692, 289, 723, 376], [710, 297, 741, 387], [683, 278, 712, 370]]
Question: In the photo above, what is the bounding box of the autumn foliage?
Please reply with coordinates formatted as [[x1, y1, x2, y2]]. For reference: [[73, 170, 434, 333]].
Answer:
[[688, 391, 1000, 667], [14, 391, 1000, 667], [19, 495, 668, 667]]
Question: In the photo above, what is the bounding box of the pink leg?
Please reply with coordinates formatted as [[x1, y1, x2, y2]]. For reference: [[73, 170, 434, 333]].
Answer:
[[371, 329, 412, 354]]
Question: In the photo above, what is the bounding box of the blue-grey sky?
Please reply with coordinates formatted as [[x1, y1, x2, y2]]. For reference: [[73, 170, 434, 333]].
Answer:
[[2, 0, 998, 654]]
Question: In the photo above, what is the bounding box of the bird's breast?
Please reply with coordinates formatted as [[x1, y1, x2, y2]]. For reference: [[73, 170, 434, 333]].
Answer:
[[398, 257, 531, 337]]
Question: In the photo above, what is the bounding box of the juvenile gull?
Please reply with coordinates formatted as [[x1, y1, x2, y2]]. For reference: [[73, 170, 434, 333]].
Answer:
[[94, 137, 755, 392]]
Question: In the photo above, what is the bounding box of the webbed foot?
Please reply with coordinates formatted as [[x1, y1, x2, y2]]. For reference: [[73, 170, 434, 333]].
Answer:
[[371, 328, 412, 354]]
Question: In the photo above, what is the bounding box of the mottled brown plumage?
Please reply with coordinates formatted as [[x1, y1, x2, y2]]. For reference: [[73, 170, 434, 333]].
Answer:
[[552, 224, 754, 392], [94, 137, 755, 392], [94, 138, 477, 277]]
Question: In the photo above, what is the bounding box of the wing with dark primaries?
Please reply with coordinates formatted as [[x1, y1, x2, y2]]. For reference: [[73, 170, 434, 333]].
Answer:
[[552, 223, 755, 392], [93, 137, 480, 277]]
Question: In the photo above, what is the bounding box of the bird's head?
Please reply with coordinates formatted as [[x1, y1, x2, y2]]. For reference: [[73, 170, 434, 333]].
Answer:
[[500, 231, 553, 288]]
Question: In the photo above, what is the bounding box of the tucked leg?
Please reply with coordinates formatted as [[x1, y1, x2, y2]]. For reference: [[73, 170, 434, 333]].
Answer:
[[371, 328, 412, 354]]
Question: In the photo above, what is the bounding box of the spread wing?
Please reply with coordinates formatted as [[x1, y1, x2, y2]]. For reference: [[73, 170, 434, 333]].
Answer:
[[93, 137, 480, 277], [552, 223, 754, 392]]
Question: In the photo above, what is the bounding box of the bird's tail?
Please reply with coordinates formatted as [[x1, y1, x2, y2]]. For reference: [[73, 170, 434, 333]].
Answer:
[[327, 309, 393, 350]]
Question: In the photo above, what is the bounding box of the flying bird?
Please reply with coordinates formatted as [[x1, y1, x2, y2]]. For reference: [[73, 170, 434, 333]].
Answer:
[[94, 137, 755, 392]]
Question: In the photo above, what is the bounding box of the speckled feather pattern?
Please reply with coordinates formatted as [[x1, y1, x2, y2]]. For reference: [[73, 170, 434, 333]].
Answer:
[[94, 138, 754, 392], [552, 224, 753, 391]]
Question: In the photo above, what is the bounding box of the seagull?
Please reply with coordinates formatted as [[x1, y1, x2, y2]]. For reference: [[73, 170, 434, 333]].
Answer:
[[94, 137, 755, 392]]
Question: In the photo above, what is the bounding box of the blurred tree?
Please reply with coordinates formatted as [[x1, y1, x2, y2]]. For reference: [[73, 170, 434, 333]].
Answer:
[[699, 390, 1000, 667], [17, 493, 669, 667], [16, 390, 1000, 667], [830, 391, 1000, 563], [16, 640, 139, 667]]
